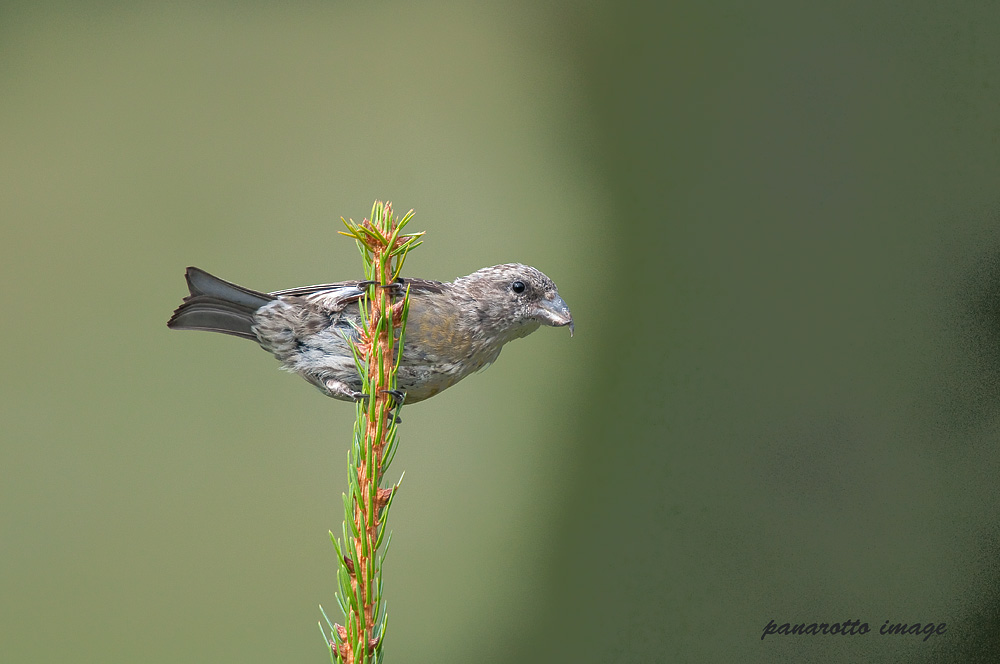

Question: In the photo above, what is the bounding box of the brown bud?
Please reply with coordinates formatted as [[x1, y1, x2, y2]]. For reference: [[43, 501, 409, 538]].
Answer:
[[391, 299, 405, 325], [332, 624, 352, 659], [376, 487, 394, 511], [342, 555, 355, 575]]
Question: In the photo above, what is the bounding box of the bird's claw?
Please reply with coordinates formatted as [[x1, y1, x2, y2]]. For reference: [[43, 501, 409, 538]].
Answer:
[[379, 278, 407, 296], [357, 279, 405, 296], [379, 389, 406, 405]]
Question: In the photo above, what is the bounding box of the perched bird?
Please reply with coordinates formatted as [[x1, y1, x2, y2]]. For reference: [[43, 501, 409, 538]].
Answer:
[[167, 264, 573, 403]]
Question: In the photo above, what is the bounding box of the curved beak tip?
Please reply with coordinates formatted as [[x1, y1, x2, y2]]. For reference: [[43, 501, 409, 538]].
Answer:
[[537, 295, 574, 336]]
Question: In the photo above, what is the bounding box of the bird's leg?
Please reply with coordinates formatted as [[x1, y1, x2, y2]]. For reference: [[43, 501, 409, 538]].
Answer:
[[324, 377, 368, 403], [355, 280, 378, 290]]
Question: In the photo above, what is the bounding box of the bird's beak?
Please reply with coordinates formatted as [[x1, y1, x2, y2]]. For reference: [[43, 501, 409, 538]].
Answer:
[[535, 294, 574, 337]]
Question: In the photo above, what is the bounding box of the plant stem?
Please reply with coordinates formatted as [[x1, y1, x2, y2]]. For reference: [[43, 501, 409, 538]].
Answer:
[[321, 201, 421, 664]]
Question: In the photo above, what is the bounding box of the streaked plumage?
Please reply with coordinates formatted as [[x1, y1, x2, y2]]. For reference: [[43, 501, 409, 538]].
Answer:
[[167, 264, 573, 403]]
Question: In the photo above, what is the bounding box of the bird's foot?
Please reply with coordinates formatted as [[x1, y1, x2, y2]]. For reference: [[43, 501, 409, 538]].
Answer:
[[379, 389, 406, 405], [379, 389, 405, 423], [379, 278, 407, 296], [323, 378, 368, 403]]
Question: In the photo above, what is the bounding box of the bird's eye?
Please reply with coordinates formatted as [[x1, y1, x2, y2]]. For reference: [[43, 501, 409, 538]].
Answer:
[[511, 281, 526, 294]]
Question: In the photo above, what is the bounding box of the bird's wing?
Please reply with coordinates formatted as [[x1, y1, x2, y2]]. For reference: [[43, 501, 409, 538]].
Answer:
[[269, 281, 361, 297], [401, 279, 449, 294], [269, 278, 449, 315], [270, 278, 448, 298]]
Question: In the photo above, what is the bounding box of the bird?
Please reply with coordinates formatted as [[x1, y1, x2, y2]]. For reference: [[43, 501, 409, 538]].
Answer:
[[167, 264, 573, 403]]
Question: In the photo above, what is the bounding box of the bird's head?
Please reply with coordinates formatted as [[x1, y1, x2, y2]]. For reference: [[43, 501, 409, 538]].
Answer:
[[453, 263, 574, 342]]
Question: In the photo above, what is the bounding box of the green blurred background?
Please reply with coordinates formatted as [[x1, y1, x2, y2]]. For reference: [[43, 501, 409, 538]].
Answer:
[[4, 1, 1000, 662]]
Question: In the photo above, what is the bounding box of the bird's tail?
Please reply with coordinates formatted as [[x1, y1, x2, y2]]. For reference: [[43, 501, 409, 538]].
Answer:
[[167, 267, 275, 340]]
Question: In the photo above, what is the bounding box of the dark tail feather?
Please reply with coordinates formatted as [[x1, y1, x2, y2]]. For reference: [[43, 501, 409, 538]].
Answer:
[[167, 267, 275, 340]]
